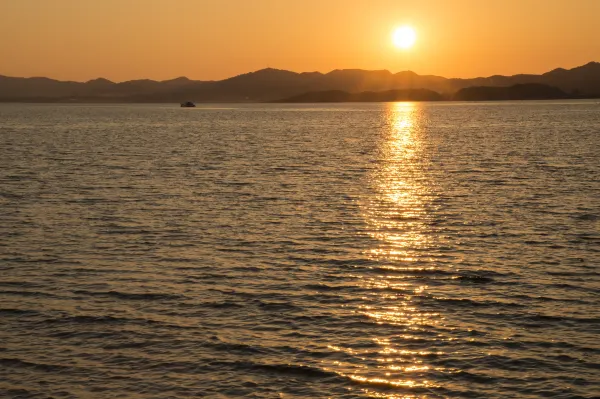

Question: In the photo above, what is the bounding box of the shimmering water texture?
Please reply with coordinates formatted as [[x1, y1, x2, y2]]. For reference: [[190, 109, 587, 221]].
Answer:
[[1, 102, 599, 398]]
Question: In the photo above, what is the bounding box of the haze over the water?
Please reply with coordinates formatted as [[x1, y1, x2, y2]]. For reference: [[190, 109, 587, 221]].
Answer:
[[1, 0, 599, 82]]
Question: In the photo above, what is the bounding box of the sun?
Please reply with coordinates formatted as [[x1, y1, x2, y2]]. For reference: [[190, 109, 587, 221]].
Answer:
[[393, 26, 416, 49]]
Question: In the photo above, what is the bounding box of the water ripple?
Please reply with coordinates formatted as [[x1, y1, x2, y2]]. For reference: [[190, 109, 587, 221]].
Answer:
[[0, 102, 599, 398]]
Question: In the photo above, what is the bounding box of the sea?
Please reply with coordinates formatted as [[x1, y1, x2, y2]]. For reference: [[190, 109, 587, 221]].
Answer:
[[0, 101, 599, 399]]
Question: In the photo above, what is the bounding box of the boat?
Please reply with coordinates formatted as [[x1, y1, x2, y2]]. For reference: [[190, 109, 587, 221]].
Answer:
[[180, 101, 196, 107]]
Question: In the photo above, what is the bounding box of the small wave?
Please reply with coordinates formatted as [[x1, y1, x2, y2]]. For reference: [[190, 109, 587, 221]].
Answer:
[[106, 290, 182, 301], [102, 341, 155, 350], [427, 296, 524, 309], [0, 191, 25, 199], [0, 257, 60, 264], [157, 257, 199, 263], [213, 360, 340, 379], [0, 281, 44, 288], [0, 388, 27, 398], [257, 300, 302, 311], [548, 283, 598, 293], [453, 274, 495, 284], [473, 311, 600, 328], [0, 358, 72, 373], [0, 290, 58, 298], [70, 290, 183, 301], [0, 308, 39, 316], [546, 270, 598, 276], [208, 340, 269, 355], [524, 313, 599, 324], [573, 213, 599, 221], [202, 301, 245, 309], [477, 354, 563, 373], [302, 283, 360, 291], [445, 370, 495, 384], [512, 293, 593, 305], [46, 314, 160, 326], [569, 234, 600, 243], [52, 315, 131, 324], [47, 330, 121, 339], [99, 228, 154, 235], [529, 340, 599, 354], [257, 363, 339, 378]]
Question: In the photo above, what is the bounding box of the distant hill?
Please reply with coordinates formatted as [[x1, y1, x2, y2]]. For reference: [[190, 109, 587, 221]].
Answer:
[[1, 62, 599, 102], [453, 83, 569, 101], [276, 89, 443, 102], [0, 75, 208, 100]]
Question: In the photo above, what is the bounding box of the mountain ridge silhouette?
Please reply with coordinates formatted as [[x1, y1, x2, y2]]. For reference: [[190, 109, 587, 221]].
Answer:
[[1, 62, 598, 102]]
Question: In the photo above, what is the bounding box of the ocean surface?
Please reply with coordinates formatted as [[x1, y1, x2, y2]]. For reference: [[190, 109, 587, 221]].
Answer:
[[0, 101, 599, 399]]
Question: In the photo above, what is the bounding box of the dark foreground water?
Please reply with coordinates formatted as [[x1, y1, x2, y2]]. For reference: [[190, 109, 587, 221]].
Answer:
[[0, 102, 599, 398]]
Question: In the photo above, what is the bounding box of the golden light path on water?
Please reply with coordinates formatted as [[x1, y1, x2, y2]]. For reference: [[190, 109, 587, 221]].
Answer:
[[351, 103, 443, 397], [365, 102, 433, 262]]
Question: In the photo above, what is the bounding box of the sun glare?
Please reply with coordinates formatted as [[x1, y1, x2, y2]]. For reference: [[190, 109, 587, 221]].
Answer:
[[393, 26, 416, 49]]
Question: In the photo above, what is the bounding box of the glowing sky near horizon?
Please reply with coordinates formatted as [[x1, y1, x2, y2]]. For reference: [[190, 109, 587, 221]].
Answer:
[[0, 0, 599, 82]]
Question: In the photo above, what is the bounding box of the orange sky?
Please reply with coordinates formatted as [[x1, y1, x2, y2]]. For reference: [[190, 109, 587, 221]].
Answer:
[[1, 0, 599, 82]]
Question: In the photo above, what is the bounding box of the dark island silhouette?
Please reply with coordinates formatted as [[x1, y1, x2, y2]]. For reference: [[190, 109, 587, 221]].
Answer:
[[275, 89, 443, 102], [275, 84, 572, 102], [0, 62, 598, 102], [452, 83, 569, 101]]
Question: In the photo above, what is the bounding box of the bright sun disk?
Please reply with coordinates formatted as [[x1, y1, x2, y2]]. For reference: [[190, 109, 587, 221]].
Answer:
[[393, 26, 416, 49]]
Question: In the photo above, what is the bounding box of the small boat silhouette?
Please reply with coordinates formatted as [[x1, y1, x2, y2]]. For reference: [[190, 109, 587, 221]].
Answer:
[[180, 101, 196, 107]]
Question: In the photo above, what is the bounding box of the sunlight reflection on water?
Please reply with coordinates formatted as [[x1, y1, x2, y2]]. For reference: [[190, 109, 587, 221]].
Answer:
[[354, 103, 442, 395], [364, 102, 435, 262]]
